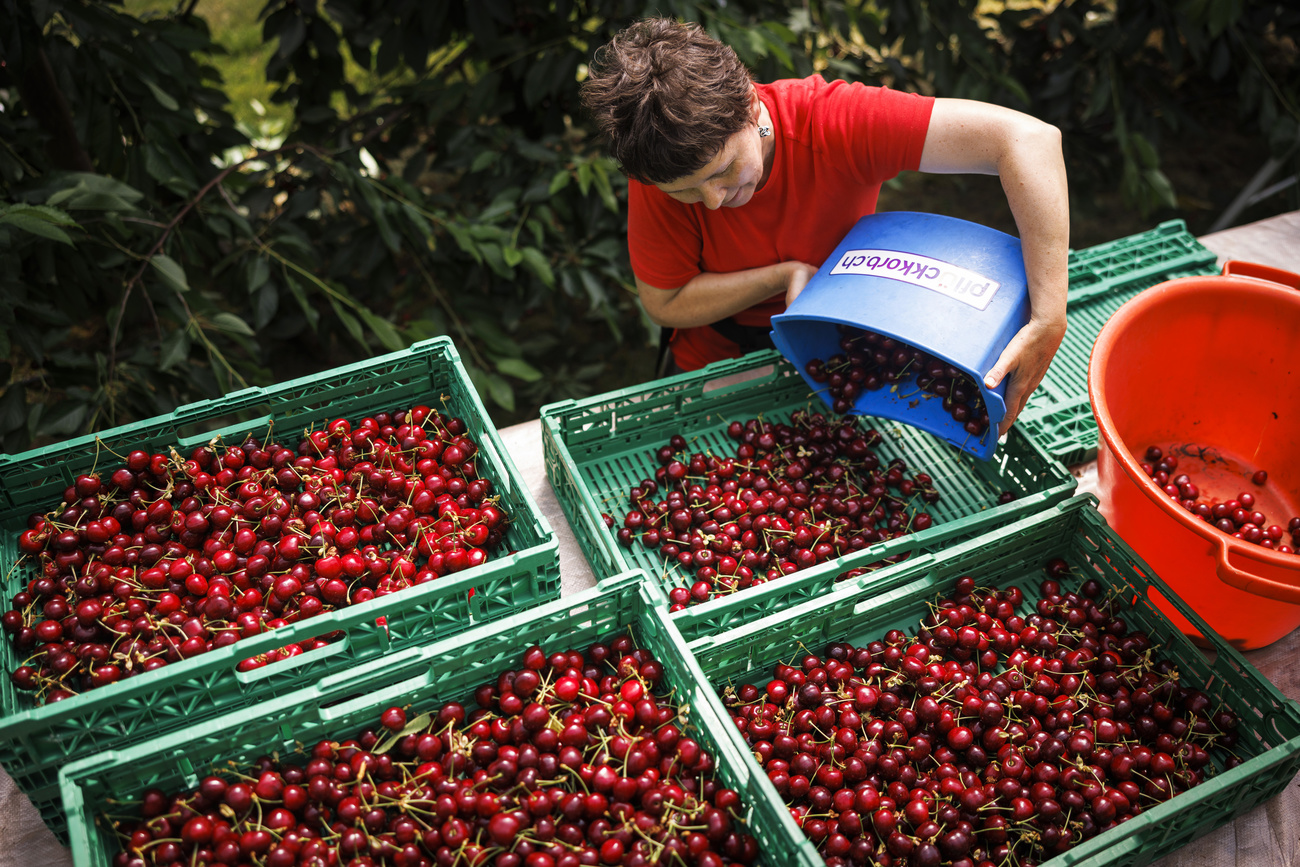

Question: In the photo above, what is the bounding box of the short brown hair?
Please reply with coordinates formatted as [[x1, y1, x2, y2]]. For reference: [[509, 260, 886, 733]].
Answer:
[[581, 19, 754, 185]]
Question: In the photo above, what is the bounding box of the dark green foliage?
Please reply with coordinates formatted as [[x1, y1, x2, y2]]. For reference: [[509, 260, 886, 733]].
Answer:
[[0, 0, 1295, 452]]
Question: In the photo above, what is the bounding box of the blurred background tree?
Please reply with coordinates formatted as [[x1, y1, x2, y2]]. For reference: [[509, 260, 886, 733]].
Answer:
[[1, 0, 1296, 453]]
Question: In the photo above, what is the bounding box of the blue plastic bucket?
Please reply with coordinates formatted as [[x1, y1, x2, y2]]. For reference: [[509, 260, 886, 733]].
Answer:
[[770, 211, 1030, 460]]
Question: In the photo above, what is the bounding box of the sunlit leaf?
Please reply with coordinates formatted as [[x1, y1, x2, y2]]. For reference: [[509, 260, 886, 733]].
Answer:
[[211, 312, 255, 336]]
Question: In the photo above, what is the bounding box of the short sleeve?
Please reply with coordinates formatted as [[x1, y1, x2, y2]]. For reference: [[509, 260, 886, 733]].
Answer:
[[802, 79, 933, 187], [627, 180, 704, 290]]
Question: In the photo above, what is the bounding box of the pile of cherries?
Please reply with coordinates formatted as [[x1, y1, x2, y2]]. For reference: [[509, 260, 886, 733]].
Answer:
[[109, 635, 759, 867], [804, 327, 990, 439], [1142, 446, 1299, 554], [721, 564, 1240, 867], [5, 404, 509, 705], [604, 411, 944, 609]]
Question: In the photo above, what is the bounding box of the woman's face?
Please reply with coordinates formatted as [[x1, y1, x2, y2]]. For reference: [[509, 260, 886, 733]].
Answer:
[[654, 96, 771, 210]]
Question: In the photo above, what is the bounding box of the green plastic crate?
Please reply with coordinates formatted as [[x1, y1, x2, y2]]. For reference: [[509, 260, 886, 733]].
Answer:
[[0, 336, 560, 842], [677, 494, 1300, 867], [1018, 220, 1220, 466], [540, 349, 1075, 619], [60, 571, 821, 867]]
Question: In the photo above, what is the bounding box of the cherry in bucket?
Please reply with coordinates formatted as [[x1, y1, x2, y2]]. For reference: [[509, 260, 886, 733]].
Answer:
[[804, 325, 990, 437], [1141, 445, 1298, 554]]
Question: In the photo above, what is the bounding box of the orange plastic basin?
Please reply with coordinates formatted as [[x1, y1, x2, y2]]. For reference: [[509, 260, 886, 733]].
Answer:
[[1089, 260, 1300, 650]]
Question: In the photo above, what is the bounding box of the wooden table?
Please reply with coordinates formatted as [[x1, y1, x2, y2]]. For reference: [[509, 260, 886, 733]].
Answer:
[[5, 211, 1299, 867]]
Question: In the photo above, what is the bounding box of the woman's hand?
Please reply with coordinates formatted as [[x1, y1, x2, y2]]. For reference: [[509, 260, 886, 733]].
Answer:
[[983, 316, 1067, 437], [784, 261, 819, 307]]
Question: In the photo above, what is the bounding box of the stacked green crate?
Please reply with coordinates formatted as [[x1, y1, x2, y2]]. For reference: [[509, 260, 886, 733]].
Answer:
[[671, 495, 1300, 866], [0, 337, 559, 841], [60, 571, 822, 867], [541, 350, 1075, 614], [1018, 220, 1220, 466]]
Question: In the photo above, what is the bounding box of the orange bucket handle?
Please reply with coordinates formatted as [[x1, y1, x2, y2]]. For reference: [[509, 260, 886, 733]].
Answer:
[[1207, 259, 1300, 604], [1221, 260, 1300, 290], [1214, 534, 1300, 604]]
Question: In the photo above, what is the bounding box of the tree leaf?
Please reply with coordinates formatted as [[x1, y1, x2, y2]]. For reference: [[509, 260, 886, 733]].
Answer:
[[486, 372, 515, 412], [253, 284, 279, 330], [359, 308, 405, 353], [445, 222, 482, 262], [579, 268, 607, 309], [247, 256, 270, 293], [479, 187, 520, 222], [0, 386, 27, 434], [46, 174, 143, 211], [0, 210, 75, 245], [591, 161, 617, 212], [1130, 132, 1159, 168], [1143, 168, 1178, 209], [478, 243, 512, 279], [142, 77, 180, 111], [359, 182, 402, 253], [583, 238, 623, 263], [496, 357, 542, 382], [548, 170, 571, 196], [519, 247, 554, 287], [277, 14, 307, 58], [293, 285, 321, 331], [158, 327, 190, 372], [211, 312, 256, 336], [331, 299, 366, 346], [150, 254, 190, 293], [37, 400, 88, 437]]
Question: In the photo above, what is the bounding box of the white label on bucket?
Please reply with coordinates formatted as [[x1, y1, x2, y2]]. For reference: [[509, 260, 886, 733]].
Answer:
[[828, 248, 1000, 311]]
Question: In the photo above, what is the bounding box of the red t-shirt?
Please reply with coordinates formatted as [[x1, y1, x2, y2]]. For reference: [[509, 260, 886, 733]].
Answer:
[[629, 75, 935, 370]]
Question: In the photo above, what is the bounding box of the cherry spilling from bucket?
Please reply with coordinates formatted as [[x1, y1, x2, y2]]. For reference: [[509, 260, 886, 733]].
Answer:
[[804, 326, 990, 439], [109, 635, 759, 867], [5, 406, 511, 705], [604, 411, 951, 609], [721, 565, 1241, 867], [1141, 446, 1299, 554]]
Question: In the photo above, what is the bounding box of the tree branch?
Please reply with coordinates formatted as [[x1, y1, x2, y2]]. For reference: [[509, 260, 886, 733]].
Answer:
[[107, 144, 315, 379]]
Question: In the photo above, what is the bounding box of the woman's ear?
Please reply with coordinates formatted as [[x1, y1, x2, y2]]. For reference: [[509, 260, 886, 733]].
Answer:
[[749, 85, 762, 123]]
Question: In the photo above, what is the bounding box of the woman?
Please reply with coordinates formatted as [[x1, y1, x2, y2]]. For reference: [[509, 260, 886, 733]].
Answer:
[[581, 18, 1068, 437]]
